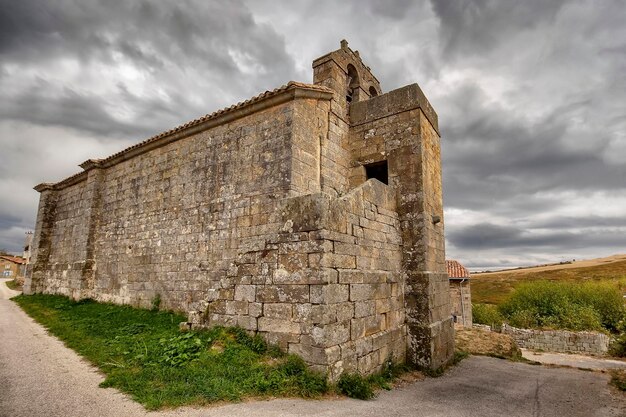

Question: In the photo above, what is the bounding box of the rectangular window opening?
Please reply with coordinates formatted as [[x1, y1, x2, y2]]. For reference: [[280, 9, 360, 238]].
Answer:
[[364, 160, 388, 185]]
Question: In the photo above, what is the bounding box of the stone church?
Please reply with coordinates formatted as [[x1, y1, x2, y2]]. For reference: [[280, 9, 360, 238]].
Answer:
[[25, 41, 454, 378]]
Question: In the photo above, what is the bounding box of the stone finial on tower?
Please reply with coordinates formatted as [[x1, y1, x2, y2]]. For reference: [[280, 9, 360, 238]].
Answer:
[[340, 39, 349, 49]]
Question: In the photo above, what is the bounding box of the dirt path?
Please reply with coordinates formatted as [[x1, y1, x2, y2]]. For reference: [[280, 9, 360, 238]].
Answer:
[[1, 279, 624, 417], [522, 349, 626, 371]]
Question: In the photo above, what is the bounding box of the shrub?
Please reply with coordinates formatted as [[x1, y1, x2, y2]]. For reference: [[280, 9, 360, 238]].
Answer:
[[337, 373, 374, 400], [155, 332, 206, 367], [572, 282, 625, 332], [609, 319, 626, 357], [609, 334, 626, 358], [472, 303, 504, 327], [499, 281, 624, 332], [150, 293, 161, 311]]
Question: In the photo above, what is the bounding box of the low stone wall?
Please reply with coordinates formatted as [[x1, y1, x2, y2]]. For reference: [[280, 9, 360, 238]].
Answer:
[[501, 324, 609, 355]]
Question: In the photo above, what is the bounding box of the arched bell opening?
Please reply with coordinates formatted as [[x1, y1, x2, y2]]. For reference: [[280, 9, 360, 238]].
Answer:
[[346, 64, 360, 103]]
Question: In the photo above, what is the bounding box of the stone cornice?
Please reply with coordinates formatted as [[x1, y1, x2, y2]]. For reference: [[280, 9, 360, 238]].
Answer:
[[33, 183, 55, 192], [79, 159, 103, 170], [349, 83, 439, 135]]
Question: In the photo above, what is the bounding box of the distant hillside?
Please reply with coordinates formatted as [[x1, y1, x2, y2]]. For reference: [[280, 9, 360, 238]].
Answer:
[[471, 254, 626, 304]]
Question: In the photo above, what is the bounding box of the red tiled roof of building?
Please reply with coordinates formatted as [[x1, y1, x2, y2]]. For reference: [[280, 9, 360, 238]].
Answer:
[[446, 260, 470, 279], [0, 255, 26, 265]]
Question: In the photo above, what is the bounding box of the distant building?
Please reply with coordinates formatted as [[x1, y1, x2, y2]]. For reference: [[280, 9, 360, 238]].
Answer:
[[446, 260, 472, 327], [0, 255, 26, 278]]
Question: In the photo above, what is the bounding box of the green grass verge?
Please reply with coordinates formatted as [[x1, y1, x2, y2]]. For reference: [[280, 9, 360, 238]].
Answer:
[[12, 294, 328, 409], [337, 360, 414, 399], [5, 279, 21, 291]]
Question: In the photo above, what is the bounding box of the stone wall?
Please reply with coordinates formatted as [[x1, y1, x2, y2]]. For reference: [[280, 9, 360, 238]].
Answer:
[[502, 324, 610, 355], [449, 280, 472, 327], [187, 179, 405, 379]]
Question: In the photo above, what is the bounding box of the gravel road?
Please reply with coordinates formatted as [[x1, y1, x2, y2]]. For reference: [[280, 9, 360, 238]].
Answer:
[[1, 278, 624, 417]]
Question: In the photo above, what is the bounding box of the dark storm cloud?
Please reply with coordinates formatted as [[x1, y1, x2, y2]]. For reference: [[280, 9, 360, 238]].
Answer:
[[3, 80, 144, 137], [1, 78, 195, 138], [0, 0, 289, 70], [0, 0, 296, 139], [533, 216, 626, 230], [0, 214, 23, 231], [431, 0, 567, 59], [448, 222, 626, 251], [441, 81, 626, 212], [0, 212, 31, 252], [356, 0, 419, 20]]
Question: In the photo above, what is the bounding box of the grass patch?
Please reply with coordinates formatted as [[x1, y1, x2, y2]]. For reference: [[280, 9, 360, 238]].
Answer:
[[13, 294, 329, 409], [337, 359, 413, 399], [473, 280, 625, 334], [5, 279, 22, 291], [337, 373, 375, 400], [455, 328, 523, 361], [610, 370, 626, 391]]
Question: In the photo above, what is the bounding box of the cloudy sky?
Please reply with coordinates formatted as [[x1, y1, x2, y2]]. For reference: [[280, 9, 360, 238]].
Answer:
[[0, 0, 624, 270]]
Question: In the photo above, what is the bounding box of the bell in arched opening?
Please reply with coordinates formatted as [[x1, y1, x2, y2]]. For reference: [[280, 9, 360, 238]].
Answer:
[[346, 64, 360, 103]]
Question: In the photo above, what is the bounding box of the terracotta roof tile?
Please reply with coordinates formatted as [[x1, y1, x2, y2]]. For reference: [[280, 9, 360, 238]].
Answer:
[[0, 255, 26, 265], [446, 260, 470, 279]]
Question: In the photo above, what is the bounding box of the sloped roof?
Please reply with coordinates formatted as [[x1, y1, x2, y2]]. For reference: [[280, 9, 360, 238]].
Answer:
[[95, 82, 332, 167], [446, 260, 470, 279], [0, 255, 26, 265]]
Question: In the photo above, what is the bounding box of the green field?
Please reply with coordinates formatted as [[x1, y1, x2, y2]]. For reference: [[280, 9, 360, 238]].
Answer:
[[472, 258, 626, 305]]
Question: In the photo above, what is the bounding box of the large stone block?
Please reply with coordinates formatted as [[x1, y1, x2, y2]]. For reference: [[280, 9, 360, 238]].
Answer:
[[256, 285, 310, 303], [310, 284, 350, 304], [258, 317, 300, 334]]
